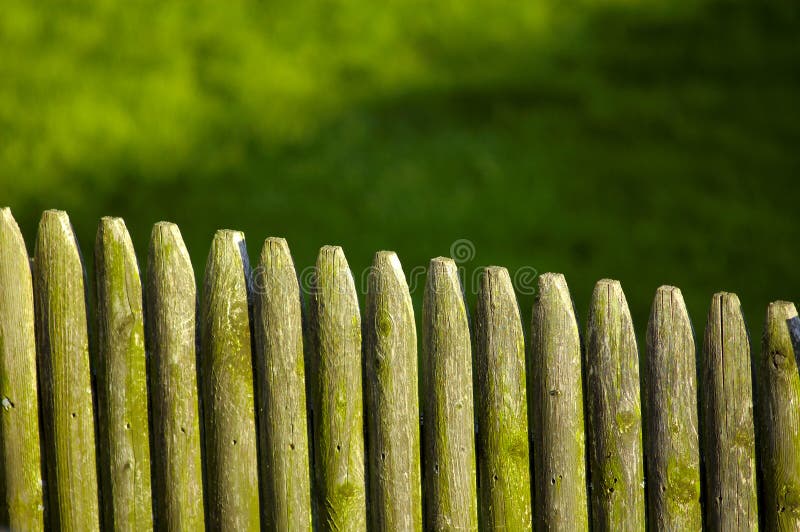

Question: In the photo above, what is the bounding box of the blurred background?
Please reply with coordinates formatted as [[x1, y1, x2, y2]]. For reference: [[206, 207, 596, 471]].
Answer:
[[1, 0, 798, 340]]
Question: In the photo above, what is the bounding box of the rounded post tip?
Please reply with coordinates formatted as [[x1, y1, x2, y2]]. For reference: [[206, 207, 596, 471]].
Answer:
[[711, 291, 741, 306], [372, 251, 405, 281], [98, 217, 129, 240], [538, 272, 567, 290], [264, 236, 290, 252], [208, 229, 247, 262], [0, 207, 23, 239], [595, 278, 621, 289], [426, 257, 462, 295], [151, 221, 183, 242], [319, 244, 346, 261], [39, 209, 73, 234], [479, 266, 514, 297], [767, 300, 798, 321], [213, 229, 245, 244], [316, 246, 354, 282], [536, 272, 572, 309], [260, 237, 292, 266], [374, 250, 400, 268]]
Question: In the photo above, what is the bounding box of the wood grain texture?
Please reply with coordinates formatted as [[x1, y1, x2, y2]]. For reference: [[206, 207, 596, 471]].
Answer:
[[200, 230, 260, 531], [474, 266, 532, 531], [700, 292, 758, 530], [528, 272, 589, 531], [584, 279, 645, 531], [643, 286, 702, 531], [421, 257, 478, 531], [757, 300, 800, 530], [33, 209, 100, 531], [363, 251, 422, 532], [94, 217, 153, 531], [0, 207, 44, 530], [252, 237, 313, 530], [307, 246, 366, 531], [145, 222, 205, 531]]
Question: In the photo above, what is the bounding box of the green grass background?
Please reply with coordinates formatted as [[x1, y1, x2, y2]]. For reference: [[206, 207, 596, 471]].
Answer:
[[1, 0, 798, 339]]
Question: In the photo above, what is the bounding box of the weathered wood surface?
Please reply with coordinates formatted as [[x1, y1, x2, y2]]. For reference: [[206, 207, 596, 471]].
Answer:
[[528, 272, 588, 531], [94, 217, 153, 531], [0, 208, 44, 530], [421, 257, 478, 531], [145, 222, 205, 531], [474, 266, 532, 530], [307, 246, 366, 531], [200, 230, 260, 530], [643, 286, 702, 531], [584, 279, 645, 531], [757, 300, 800, 529], [363, 251, 422, 531], [33, 209, 100, 531], [252, 237, 313, 530], [700, 292, 758, 530]]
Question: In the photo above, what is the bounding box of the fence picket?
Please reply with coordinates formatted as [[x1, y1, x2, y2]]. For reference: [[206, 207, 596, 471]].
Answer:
[[529, 272, 589, 530], [307, 246, 367, 531], [474, 266, 532, 530], [253, 237, 313, 530], [145, 222, 205, 531], [757, 300, 800, 529], [0, 208, 44, 530], [33, 210, 100, 531], [584, 279, 645, 531], [200, 230, 260, 530], [643, 286, 702, 530], [94, 217, 153, 531], [700, 292, 758, 530], [421, 257, 478, 531], [364, 251, 422, 531]]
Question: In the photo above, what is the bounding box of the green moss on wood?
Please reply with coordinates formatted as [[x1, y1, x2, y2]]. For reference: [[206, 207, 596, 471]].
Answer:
[[33, 210, 100, 531], [474, 266, 532, 531], [529, 273, 589, 531], [253, 237, 313, 530], [364, 251, 423, 531], [145, 222, 205, 531], [308, 246, 366, 531], [200, 230, 260, 530], [585, 279, 645, 531], [421, 258, 478, 531], [643, 286, 702, 531], [0, 208, 44, 531], [757, 301, 800, 529], [95, 217, 153, 531], [700, 292, 758, 530]]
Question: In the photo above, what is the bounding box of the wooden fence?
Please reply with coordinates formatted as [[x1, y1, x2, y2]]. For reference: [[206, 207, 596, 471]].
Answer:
[[0, 207, 798, 531]]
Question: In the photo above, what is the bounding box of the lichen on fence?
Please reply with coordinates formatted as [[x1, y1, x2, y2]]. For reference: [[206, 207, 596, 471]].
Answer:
[[1, 207, 797, 531]]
